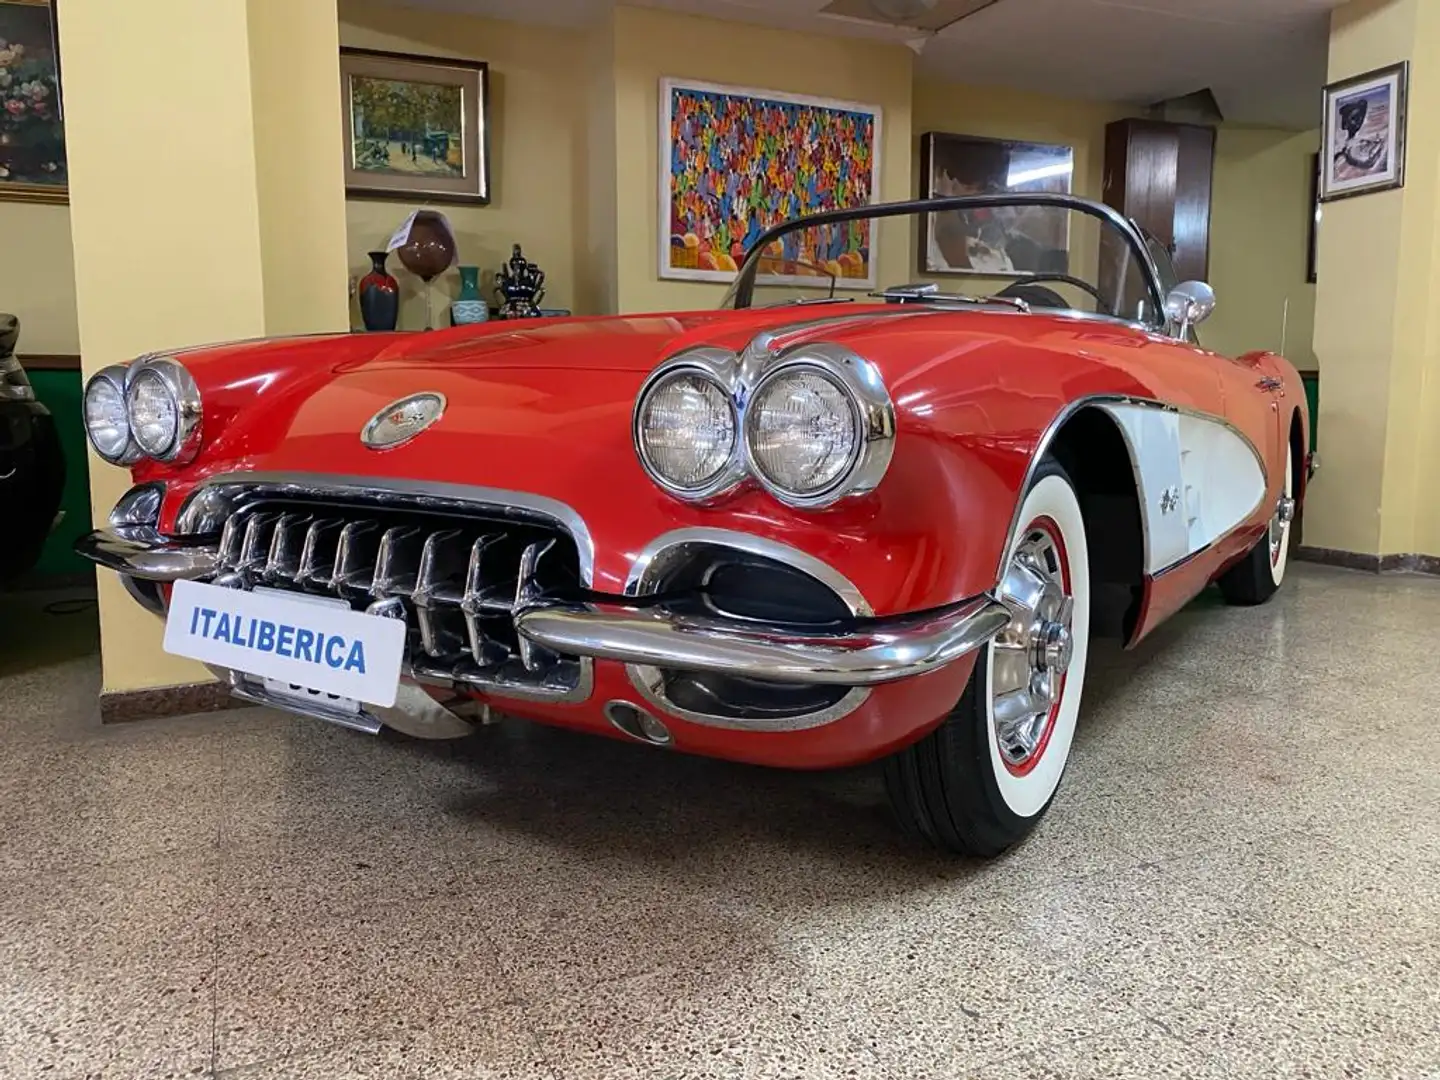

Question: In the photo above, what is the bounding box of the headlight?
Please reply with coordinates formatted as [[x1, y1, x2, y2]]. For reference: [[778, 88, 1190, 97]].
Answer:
[[82, 365, 139, 464], [123, 357, 202, 463], [743, 346, 895, 508], [633, 365, 740, 499]]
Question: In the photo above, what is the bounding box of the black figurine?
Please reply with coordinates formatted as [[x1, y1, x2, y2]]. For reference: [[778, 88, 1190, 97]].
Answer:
[[495, 244, 546, 319]]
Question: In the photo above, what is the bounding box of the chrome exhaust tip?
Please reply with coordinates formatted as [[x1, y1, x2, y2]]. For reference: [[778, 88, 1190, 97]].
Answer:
[[604, 700, 672, 747]]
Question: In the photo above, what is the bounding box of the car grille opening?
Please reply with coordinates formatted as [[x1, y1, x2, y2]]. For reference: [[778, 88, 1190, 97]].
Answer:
[[209, 492, 587, 701], [636, 543, 860, 724]]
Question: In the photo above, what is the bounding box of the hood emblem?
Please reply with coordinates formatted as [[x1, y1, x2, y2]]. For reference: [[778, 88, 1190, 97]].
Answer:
[[362, 392, 447, 451]]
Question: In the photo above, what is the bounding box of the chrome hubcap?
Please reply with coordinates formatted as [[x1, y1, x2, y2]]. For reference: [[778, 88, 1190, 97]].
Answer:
[[992, 527, 1074, 770], [1270, 494, 1296, 565]]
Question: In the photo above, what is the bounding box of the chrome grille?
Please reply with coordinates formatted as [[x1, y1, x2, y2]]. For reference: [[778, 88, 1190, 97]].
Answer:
[[211, 498, 587, 701]]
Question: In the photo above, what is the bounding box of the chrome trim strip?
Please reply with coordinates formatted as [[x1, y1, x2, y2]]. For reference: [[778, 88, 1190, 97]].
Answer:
[[75, 528, 219, 581], [190, 471, 596, 585], [515, 595, 1010, 687], [623, 526, 873, 616]]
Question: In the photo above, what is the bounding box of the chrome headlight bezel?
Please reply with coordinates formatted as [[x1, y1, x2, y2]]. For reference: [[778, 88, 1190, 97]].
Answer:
[[632, 348, 746, 503], [124, 356, 203, 464], [82, 364, 142, 465], [742, 345, 896, 509]]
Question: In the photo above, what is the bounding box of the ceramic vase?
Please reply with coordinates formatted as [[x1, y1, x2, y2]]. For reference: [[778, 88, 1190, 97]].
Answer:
[[451, 265, 489, 326], [357, 251, 400, 332]]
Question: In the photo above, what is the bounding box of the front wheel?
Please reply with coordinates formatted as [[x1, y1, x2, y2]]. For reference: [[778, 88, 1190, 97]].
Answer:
[[1218, 440, 1295, 606], [883, 458, 1091, 857]]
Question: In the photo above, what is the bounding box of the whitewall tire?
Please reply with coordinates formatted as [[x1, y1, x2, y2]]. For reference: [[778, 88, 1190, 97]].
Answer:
[[1219, 438, 1296, 606], [884, 458, 1090, 856]]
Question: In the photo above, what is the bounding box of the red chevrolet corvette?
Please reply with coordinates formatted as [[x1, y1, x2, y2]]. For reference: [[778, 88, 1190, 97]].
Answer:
[[78, 194, 1310, 856]]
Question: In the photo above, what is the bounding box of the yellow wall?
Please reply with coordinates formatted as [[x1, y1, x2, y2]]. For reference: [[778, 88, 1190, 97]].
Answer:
[[0, 203, 77, 353], [1205, 126, 1320, 368], [608, 4, 915, 314], [338, 0, 589, 327]]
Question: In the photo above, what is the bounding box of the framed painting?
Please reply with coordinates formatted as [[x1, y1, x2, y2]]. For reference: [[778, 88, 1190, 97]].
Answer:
[[1320, 61, 1407, 202], [0, 0, 66, 205], [340, 47, 490, 205], [660, 78, 881, 289], [1307, 151, 1319, 283], [919, 132, 1074, 276]]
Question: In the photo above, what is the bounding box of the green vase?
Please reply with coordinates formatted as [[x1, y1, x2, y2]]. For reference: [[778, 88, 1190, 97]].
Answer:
[[451, 265, 488, 325]]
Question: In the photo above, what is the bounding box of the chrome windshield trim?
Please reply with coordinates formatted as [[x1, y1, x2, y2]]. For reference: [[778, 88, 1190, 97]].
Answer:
[[189, 471, 596, 585]]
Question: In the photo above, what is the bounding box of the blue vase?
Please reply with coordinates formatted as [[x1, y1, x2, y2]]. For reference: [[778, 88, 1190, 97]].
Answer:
[[451, 265, 489, 326]]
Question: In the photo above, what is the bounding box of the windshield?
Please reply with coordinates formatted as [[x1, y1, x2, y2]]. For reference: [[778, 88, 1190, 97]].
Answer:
[[723, 193, 1165, 328]]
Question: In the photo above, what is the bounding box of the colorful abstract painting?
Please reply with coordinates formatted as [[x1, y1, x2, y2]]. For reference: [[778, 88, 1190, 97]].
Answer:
[[660, 79, 881, 288]]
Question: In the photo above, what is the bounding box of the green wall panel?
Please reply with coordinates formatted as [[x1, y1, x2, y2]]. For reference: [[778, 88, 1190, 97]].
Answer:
[[26, 369, 93, 579]]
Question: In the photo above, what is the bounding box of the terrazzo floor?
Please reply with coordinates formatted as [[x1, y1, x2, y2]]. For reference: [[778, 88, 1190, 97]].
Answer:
[[0, 563, 1436, 1079]]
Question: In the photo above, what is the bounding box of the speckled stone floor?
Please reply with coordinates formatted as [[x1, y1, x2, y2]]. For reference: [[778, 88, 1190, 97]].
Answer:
[[0, 563, 1436, 1079]]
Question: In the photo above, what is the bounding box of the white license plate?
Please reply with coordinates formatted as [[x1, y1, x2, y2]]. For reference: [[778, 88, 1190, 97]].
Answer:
[[163, 579, 407, 707]]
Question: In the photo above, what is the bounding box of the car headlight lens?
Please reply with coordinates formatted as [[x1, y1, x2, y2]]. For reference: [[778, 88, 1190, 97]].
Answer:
[[746, 367, 862, 500], [126, 368, 180, 457], [82, 367, 136, 463], [635, 370, 737, 496]]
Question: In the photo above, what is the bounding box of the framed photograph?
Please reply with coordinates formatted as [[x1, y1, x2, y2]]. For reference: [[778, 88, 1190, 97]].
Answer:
[[339, 47, 490, 205], [919, 132, 1074, 276], [1307, 151, 1319, 283], [660, 77, 881, 289], [0, 0, 66, 205], [1320, 61, 1407, 202]]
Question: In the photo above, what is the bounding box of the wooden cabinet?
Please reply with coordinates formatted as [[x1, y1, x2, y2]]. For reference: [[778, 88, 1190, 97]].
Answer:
[[1103, 119, 1216, 284]]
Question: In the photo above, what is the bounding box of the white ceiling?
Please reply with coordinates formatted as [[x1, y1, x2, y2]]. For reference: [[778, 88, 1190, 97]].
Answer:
[[393, 0, 1343, 130]]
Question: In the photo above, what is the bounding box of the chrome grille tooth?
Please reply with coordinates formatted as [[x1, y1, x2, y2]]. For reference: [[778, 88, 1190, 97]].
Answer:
[[371, 525, 425, 599], [515, 539, 559, 672], [332, 520, 381, 594], [460, 533, 506, 667], [218, 513, 247, 569], [414, 528, 468, 657], [263, 512, 312, 584], [297, 518, 344, 589], [237, 512, 281, 575]]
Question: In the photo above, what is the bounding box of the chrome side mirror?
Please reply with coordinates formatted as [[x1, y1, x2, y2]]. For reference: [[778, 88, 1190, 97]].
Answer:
[[1164, 281, 1216, 338]]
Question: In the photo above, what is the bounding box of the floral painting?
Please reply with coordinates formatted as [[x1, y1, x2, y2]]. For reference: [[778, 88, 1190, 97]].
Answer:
[[0, 0, 65, 204], [661, 78, 881, 288], [340, 48, 490, 205]]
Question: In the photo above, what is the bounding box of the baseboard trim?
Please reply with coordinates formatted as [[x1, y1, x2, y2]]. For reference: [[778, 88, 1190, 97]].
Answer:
[[1296, 547, 1440, 576], [99, 680, 242, 725]]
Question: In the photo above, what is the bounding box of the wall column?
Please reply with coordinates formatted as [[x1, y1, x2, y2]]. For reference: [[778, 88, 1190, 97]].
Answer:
[[58, 0, 351, 695], [1308, 0, 1440, 562]]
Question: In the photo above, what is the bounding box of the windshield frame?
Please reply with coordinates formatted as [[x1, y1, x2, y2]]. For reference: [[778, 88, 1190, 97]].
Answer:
[[727, 192, 1168, 331]]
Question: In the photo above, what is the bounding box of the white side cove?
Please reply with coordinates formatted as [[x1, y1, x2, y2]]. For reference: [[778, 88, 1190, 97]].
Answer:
[[1097, 402, 1268, 575]]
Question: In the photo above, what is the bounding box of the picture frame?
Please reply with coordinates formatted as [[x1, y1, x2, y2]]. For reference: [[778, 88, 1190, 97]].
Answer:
[[918, 132, 1075, 277], [660, 77, 881, 289], [1307, 151, 1319, 284], [339, 47, 490, 205], [1320, 61, 1408, 203], [0, 0, 67, 205]]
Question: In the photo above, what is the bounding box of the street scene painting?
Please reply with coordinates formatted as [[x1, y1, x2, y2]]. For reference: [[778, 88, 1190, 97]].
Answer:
[[350, 75, 464, 179], [340, 48, 490, 205], [660, 78, 881, 288], [0, 0, 66, 204]]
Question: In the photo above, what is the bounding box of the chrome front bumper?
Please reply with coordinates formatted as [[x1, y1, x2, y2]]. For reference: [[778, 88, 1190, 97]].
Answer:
[[514, 596, 1012, 687], [77, 527, 1011, 688], [76, 528, 219, 581]]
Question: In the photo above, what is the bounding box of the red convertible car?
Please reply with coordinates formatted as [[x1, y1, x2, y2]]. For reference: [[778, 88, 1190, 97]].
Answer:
[[77, 194, 1310, 856]]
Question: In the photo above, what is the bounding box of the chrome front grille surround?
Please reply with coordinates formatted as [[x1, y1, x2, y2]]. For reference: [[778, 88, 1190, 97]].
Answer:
[[208, 494, 590, 703]]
